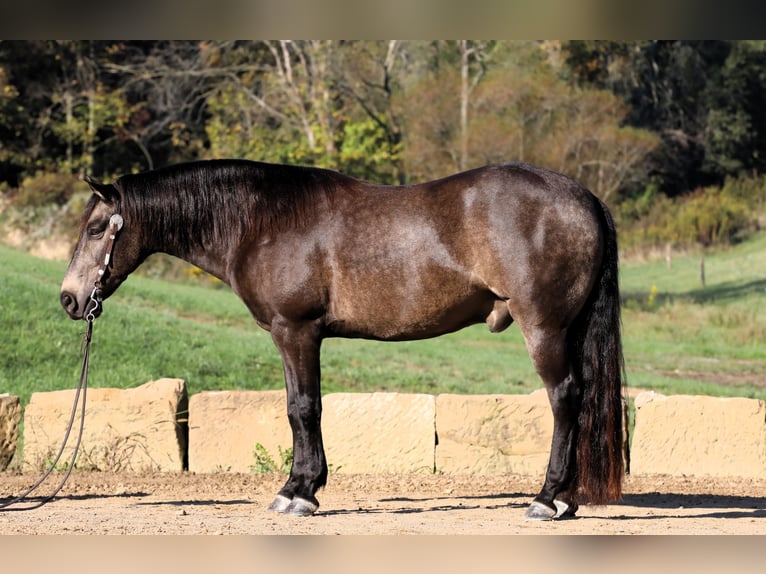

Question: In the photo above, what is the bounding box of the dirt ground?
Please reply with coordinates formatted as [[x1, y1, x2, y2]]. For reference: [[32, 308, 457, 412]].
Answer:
[[1, 471, 765, 535]]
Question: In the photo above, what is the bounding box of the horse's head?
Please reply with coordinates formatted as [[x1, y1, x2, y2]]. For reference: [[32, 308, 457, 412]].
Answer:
[[60, 176, 144, 320]]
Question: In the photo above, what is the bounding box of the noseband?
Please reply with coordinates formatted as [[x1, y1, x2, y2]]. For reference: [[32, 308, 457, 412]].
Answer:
[[86, 213, 124, 322]]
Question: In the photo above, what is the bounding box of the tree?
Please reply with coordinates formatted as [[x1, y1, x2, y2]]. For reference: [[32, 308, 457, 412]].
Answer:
[[0, 41, 159, 180], [334, 40, 406, 182], [204, 41, 345, 168], [100, 41, 216, 171], [0, 46, 23, 185], [702, 41, 766, 178], [563, 41, 766, 196], [400, 41, 658, 203]]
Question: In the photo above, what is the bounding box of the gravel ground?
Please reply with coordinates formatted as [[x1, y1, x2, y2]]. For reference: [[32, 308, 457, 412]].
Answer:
[[1, 471, 765, 535]]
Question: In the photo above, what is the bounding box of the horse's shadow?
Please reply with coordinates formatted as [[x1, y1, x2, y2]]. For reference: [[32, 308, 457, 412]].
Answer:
[[321, 492, 532, 517], [320, 491, 766, 520], [135, 498, 254, 508], [8, 489, 763, 522], [622, 492, 765, 509], [610, 492, 766, 521]]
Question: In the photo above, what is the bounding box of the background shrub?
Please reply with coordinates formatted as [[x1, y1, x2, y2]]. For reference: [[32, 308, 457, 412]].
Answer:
[[12, 171, 75, 208]]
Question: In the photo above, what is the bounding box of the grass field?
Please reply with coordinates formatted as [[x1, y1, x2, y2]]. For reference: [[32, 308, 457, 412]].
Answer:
[[1, 231, 765, 407], [619, 232, 766, 398]]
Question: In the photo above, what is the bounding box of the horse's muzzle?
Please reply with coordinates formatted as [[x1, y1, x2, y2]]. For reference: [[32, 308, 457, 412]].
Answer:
[[60, 291, 79, 319], [60, 291, 101, 320]]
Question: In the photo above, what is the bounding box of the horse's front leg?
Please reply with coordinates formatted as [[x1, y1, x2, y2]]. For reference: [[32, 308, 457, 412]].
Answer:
[[267, 318, 327, 517]]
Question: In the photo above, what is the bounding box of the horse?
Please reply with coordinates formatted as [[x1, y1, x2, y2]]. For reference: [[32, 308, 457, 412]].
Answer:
[[60, 159, 626, 521]]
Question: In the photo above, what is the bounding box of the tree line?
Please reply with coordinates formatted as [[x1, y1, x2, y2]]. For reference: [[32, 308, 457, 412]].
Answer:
[[1, 40, 765, 249]]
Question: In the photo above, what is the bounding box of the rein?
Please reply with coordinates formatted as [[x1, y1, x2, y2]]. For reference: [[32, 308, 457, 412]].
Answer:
[[0, 213, 123, 511]]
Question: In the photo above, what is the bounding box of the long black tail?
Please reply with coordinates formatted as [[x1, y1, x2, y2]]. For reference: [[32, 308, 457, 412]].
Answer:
[[568, 198, 627, 504]]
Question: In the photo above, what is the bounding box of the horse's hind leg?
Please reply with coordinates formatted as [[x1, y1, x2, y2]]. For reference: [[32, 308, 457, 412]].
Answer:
[[521, 326, 581, 521], [267, 319, 328, 516]]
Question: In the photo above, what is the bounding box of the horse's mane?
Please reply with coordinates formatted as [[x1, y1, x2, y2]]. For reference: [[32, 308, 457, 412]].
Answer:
[[115, 159, 342, 254]]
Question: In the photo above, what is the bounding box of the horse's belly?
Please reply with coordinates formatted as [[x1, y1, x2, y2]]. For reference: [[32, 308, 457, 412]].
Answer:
[[325, 286, 497, 341]]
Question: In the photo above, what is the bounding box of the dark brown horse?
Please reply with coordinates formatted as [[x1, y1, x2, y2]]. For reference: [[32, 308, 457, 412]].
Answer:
[[60, 159, 626, 520]]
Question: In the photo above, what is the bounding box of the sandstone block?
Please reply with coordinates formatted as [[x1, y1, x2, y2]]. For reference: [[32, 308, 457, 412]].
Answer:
[[0, 394, 22, 470], [188, 390, 291, 473], [631, 392, 766, 478], [23, 379, 187, 472], [322, 393, 436, 474], [435, 390, 553, 475]]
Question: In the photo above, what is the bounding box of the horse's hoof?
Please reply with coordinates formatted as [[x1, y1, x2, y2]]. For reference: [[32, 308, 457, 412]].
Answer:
[[268, 494, 292, 513], [285, 497, 319, 517], [524, 501, 557, 521], [553, 499, 578, 519]]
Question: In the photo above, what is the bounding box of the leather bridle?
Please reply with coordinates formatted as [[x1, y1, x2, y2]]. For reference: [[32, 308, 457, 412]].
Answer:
[[85, 213, 124, 322]]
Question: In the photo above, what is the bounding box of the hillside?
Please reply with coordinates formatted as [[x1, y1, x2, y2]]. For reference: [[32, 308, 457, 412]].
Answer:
[[1, 233, 765, 407]]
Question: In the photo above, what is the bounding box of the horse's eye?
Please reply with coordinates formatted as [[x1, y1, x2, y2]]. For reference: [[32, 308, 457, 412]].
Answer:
[[87, 224, 106, 238]]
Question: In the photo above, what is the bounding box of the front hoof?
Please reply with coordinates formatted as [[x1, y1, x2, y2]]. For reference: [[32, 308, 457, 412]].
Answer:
[[268, 494, 292, 513], [524, 500, 557, 521], [285, 497, 319, 517]]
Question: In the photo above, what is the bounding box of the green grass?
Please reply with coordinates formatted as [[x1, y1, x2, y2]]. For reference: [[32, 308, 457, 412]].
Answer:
[[620, 231, 766, 398], [1, 230, 765, 408]]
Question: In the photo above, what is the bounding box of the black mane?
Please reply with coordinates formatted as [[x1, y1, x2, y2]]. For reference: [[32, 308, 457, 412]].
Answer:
[[115, 159, 342, 254]]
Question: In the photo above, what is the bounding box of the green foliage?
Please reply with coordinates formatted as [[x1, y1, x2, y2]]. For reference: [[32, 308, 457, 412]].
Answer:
[[339, 118, 403, 182], [250, 443, 293, 474], [702, 42, 766, 179], [673, 187, 751, 246], [12, 171, 75, 208], [565, 41, 766, 197], [399, 46, 658, 201], [3, 40, 766, 202], [204, 82, 336, 168], [619, 175, 761, 252], [1, 174, 89, 246]]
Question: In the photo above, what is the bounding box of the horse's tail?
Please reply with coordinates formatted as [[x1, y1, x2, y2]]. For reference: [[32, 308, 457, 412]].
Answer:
[[568, 198, 627, 505]]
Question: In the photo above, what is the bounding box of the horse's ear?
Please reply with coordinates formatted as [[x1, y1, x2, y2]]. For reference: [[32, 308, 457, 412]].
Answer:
[[82, 175, 118, 204]]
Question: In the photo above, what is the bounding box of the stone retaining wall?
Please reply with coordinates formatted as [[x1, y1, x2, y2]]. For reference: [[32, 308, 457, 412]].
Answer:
[[2, 383, 765, 478]]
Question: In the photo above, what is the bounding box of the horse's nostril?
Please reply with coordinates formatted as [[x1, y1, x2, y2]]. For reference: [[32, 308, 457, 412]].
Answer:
[[60, 291, 77, 313]]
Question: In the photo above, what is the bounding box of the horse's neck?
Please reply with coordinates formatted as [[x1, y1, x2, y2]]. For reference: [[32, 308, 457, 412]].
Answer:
[[179, 249, 233, 284], [146, 229, 235, 285]]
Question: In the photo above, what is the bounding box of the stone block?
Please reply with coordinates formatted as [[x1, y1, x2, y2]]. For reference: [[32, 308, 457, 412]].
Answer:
[[322, 393, 436, 474], [631, 392, 766, 478], [188, 390, 291, 473], [435, 390, 553, 475], [23, 379, 187, 472], [0, 394, 21, 470]]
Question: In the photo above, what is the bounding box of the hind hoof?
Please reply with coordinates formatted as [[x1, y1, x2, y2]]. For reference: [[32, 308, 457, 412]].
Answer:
[[285, 497, 319, 517], [553, 499, 578, 519], [525, 501, 557, 521], [268, 494, 292, 513]]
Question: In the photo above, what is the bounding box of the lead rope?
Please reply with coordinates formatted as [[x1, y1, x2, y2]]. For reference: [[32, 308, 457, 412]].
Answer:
[[0, 316, 93, 511], [0, 213, 122, 511]]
